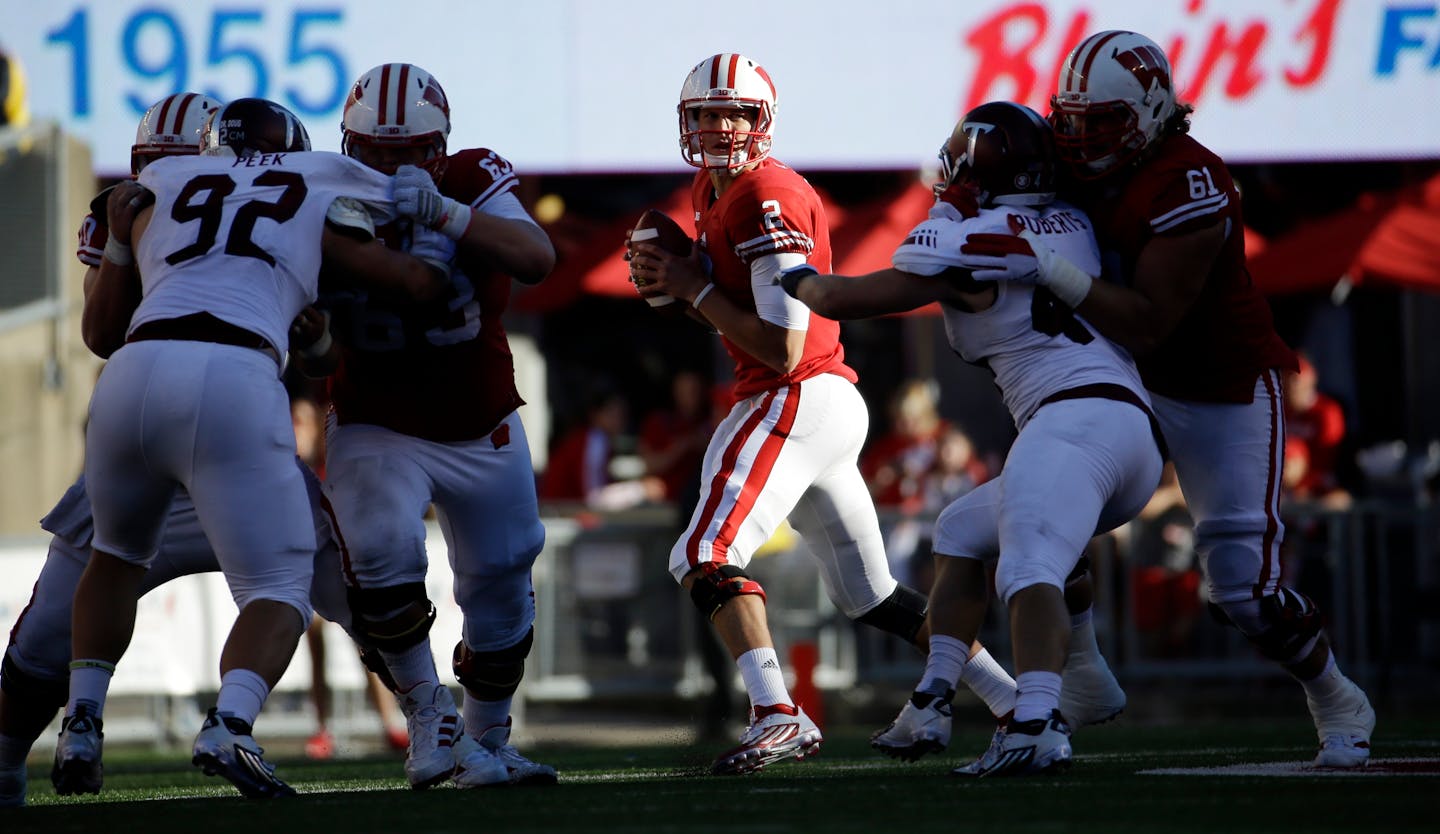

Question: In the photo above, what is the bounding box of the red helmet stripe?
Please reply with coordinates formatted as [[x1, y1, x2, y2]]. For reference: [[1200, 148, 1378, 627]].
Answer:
[[754, 65, 776, 101], [378, 64, 393, 126], [707, 55, 721, 89], [725, 54, 741, 88], [1073, 31, 1123, 93], [395, 63, 411, 126], [169, 93, 196, 135], [155, 95, 176, 134]]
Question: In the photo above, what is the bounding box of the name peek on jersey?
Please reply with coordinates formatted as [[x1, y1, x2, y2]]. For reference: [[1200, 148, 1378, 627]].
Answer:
[[1006, 209, 1089, 236]]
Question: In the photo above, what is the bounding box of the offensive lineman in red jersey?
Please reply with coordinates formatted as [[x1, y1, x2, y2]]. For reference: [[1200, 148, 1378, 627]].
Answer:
[[630, 53, 956, 775], [959, 31, 1374, 767], [320, 63, 557, 788]]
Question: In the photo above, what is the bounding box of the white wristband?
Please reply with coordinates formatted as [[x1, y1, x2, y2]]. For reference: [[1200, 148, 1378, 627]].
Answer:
[[691, 282, 716, 309], [1042, 254, 1094, 308], [103, 237, 133, 266], [1019, 229, 1092, 308], [436, 199, 472, 240]]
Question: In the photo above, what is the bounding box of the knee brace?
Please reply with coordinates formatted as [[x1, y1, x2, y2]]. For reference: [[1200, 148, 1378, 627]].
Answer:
[[346, 582, 436, 652], [854, 584, 928, 644], [1208, 587, 1325, 664], [453, 628, 533, 701], [687, 563, 766, 621], [1, 651, 69, 717]]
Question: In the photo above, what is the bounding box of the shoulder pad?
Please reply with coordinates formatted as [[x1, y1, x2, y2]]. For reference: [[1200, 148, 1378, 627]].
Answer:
[[325, 197, 376, 240]]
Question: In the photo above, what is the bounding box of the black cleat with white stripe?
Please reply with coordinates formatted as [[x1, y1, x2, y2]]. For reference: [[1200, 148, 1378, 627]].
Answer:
[[192, 708, 296, 798]]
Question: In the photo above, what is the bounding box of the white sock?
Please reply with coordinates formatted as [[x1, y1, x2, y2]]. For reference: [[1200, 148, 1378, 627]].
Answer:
[[0, 734, 28, 769], [462, 693, 511, 738], [959, 647, 1018, 718], [216, 669, 271, 727], [1069, 611, 1100, 660], [66, 659, 115, 718], [381, 641, 440, 693], [919, 635, 969, 695], [1299, 652, 1347, 701], [737, 647, 791, 709], [1013, 670, 1063, 723]]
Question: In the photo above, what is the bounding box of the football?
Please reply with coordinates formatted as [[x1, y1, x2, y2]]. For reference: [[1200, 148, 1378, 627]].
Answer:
[[628, 208, 692, 309]]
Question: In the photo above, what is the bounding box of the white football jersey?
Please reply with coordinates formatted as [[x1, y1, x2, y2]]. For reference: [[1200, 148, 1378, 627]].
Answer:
[[893, 199, 1148, 428], [133, 151, 394, 353]]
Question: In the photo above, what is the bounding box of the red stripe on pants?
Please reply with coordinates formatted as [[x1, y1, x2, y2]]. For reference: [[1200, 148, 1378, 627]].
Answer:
[[685, 386, 800, 566]]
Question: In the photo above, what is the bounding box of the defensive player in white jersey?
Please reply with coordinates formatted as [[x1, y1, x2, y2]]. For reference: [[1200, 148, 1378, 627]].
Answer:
[[782, 102, 1165, 776], [0, 463, 371, 807], [303, 63, 557, 789], [51, 98, 452, 800], [0, 95, 402, 808], [958, 32, 1374, 768]]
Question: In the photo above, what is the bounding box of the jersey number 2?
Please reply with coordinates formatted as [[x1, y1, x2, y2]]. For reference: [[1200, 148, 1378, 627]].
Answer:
[[164, 171, 308, 266]]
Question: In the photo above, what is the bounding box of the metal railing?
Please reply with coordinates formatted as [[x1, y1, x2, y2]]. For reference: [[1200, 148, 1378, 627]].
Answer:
[[525, 498, 1440, 704]]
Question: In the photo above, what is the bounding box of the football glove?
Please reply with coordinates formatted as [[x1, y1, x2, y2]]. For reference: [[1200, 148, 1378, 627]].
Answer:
[[408, 223, 456, 277], [394, 164, 471, 240], [959, 230, 1093, 308]]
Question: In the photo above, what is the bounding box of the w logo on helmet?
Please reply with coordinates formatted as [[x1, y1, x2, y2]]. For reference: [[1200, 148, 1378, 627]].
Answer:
[[420, 78, 449, 114], [1115, 45, 1171, 94]]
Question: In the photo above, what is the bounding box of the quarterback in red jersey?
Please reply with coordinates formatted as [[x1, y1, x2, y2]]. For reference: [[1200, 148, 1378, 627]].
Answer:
[[322, 63, 557, 788], [959, 31, 1374, 767], [629, 53, 941, 775]]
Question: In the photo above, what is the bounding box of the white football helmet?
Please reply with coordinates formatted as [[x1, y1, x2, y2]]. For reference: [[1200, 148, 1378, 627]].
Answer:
[[342, 63, 451, 176], [678, 53, 777, 171], [1049, 30, 1177, 178], [131, 92, 222, 175]]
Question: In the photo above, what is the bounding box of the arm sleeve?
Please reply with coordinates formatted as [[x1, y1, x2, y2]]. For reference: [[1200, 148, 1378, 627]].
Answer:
[[751, 251, 812, 330]]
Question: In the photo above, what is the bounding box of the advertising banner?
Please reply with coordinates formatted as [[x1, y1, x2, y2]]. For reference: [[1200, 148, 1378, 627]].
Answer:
[[1, 1, 1437, 173]]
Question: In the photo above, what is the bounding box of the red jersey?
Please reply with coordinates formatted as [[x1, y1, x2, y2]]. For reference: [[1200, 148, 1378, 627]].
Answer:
[[326, 148, 526, 441], [639, 409, 709, 500], [539, 426, 608, 502], [1082, 134, 1296, 402], [690, 158, 856, 401], [1285, 393, 1346, 497]]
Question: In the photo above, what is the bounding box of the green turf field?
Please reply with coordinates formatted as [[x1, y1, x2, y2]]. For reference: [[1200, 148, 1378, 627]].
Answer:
[[4, 717, 1435, 834]]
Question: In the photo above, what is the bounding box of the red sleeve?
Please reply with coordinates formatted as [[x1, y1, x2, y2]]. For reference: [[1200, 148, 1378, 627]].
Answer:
[[1140, 144, 1236, 238], [438, 147, 519, 210], [722, 176, 821, 265]]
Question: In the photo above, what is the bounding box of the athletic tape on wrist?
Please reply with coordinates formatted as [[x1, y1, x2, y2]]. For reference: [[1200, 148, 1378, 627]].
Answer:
[[436, 199, 472, 240], [103, 237, 133, 266]]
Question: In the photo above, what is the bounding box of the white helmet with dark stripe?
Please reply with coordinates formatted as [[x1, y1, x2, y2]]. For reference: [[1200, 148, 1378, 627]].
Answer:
[[132, 92, 222, 175], [342, 63, 451, 177], [678, 53, 777, 171], [1050, 30, 1178, 179]]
